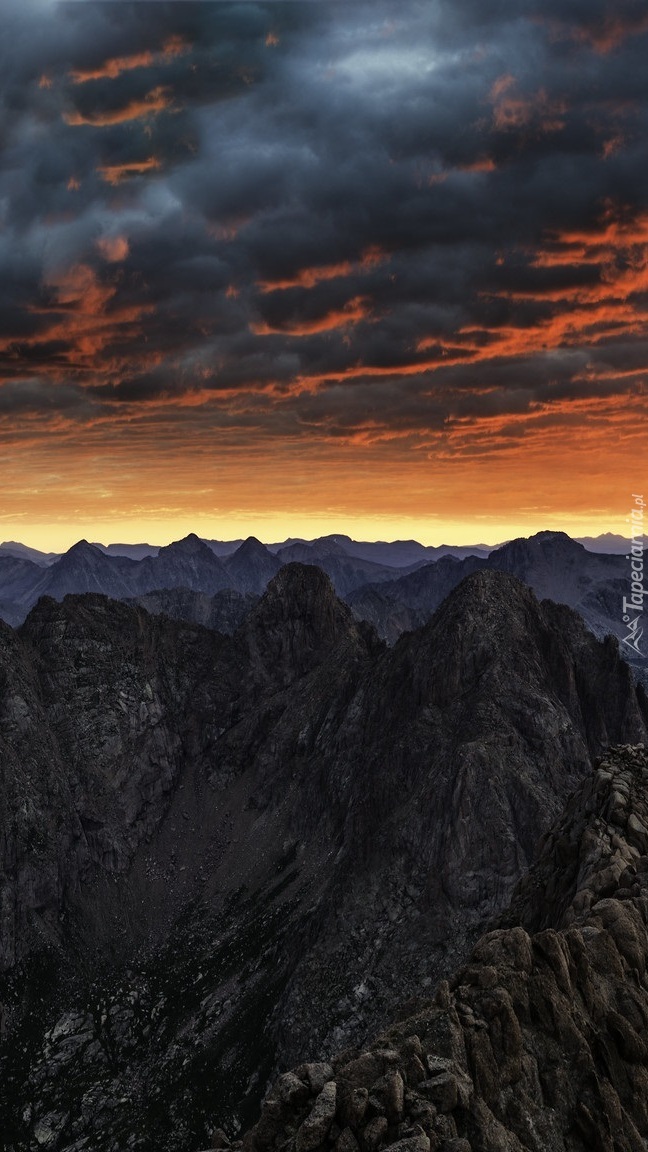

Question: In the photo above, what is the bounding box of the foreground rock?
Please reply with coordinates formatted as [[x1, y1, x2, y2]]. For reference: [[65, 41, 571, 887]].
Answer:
[[245, 744, 648, 1152]]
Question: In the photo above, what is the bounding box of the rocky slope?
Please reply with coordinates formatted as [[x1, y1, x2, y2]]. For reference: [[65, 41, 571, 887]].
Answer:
[[347, 532, 632, 651], [244, 743, 648, 1152], [0, 568, 646, 1152], [128, 588, 258, 633]]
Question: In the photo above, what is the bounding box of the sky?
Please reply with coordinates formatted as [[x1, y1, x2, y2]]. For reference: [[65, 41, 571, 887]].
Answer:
[[1, 0, 647, 550]]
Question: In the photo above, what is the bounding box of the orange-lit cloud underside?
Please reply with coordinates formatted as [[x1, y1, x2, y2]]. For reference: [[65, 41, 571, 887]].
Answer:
[[257, 247, 386, 292], [1, 200, 647, 546], [64, 86, 172, 127], [96, 157, 161, 184], [68, 37, 189, 84]]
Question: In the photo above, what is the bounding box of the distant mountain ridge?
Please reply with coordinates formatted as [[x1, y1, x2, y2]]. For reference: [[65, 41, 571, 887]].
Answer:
[[348, 530, 647, 681], [0, 532, 643, 684], [0, 529, 633, 573]]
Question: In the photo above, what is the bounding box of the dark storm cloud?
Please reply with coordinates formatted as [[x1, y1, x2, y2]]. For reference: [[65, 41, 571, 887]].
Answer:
[[0, 0, 647, 447]]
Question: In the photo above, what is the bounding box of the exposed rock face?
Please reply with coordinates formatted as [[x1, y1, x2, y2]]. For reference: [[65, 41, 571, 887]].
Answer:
[[0, 568, 646, 1152], [346, 532, 629, 651], [244, 744, 648, 1152], [275, 541, 407, 598], [129, 587, 258, 633]]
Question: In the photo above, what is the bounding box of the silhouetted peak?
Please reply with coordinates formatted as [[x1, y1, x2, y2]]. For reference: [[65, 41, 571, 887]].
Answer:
[[61, 540, 103, 562], [159, 533, 216, 560], [494, 530, 584, 561], [233, 535, 271, 558]]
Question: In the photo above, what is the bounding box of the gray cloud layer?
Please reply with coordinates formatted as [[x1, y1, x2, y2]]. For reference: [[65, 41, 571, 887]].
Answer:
[[0, 0, 647, 446]]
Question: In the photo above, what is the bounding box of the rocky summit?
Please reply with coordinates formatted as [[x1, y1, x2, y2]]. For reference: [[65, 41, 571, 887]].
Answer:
[[0, 566, 647, 1151], [244, 744, 648, 1152]]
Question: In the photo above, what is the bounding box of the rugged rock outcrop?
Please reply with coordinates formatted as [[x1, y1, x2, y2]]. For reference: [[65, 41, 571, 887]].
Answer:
[[129, 587, 258, 633], [0, 568, 646, 1152], [244, 743, 648, 1152]]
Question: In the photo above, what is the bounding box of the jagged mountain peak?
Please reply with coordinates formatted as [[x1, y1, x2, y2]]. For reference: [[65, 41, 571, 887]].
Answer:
[[62, 538, 103, 558], [416, 568, 542, 646], [233, 535, 272, 557], [259, 560, 342, 613], [239, 562, 367, 683], [494, 528, 585, 560], [158, 532, 216, 559]]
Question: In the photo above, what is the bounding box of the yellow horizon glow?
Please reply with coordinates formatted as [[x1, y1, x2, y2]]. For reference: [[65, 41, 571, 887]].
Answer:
[[0, 512, 637, 554]]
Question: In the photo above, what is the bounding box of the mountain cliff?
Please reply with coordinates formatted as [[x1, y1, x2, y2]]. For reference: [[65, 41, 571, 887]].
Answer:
[[244, 743, 648, 1152], [1, 567, 646, 1151]]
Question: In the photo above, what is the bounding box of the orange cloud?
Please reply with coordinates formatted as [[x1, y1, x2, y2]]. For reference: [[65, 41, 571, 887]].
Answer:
[[258, 246, 387, 293], [96, 235, 130, 263], [505, 208, 648, 308], [265, 32, 280, 47], [161, 35, 191, 60], [573, 14, 648, 54], [67, 176, 80, 191], [458, 157, 497, 173], [490, 74, 566, 134], [38, 74, 52, 89], [96, 157, 161, 185], [252, 297, 372, 337], [70, 52, 155, 84], [64, 87, 172, 127], [69, 38, 190, 85], [258, 262, 352, 293], [0, 264, 154, 380], [601, 134, 625, 159]]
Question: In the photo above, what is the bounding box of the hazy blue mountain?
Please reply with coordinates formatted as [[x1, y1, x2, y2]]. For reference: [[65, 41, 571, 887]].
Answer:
[[134, 533, 231, 595], [348, 531, 630, 647], [315, 533, 492, 566], [202, 538, 245, 556], [0, 554, 51, 609], [576, 531, 635, 554], [275, 539, 407, 596], [43, 540, 141, 602], [0, 541, 60, 566], [223, 536, 282, 594], [0, 530, 640, 652], [94, 542, 160, 560]]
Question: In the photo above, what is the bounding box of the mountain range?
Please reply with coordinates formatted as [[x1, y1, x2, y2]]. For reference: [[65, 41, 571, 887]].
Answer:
[[1, 564, 647, 1151], [0, 530, 634, 570], [0, 531, 642, 688]]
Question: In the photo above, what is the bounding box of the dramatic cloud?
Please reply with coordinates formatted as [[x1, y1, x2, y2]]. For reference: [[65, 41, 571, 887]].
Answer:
[[1, 0, 647, 545]]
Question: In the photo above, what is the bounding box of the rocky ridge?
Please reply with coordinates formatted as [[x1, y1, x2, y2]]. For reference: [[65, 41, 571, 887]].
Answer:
[[243, 743, 648, 1152]]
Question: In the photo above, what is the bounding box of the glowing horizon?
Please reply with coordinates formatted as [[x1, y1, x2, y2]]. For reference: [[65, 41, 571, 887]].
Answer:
[[1, 511, 638, 556], [2, 3, 647, 549]]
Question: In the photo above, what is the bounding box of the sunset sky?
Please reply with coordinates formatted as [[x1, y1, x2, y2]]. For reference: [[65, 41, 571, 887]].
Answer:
[[1, 0, 647, 550]]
